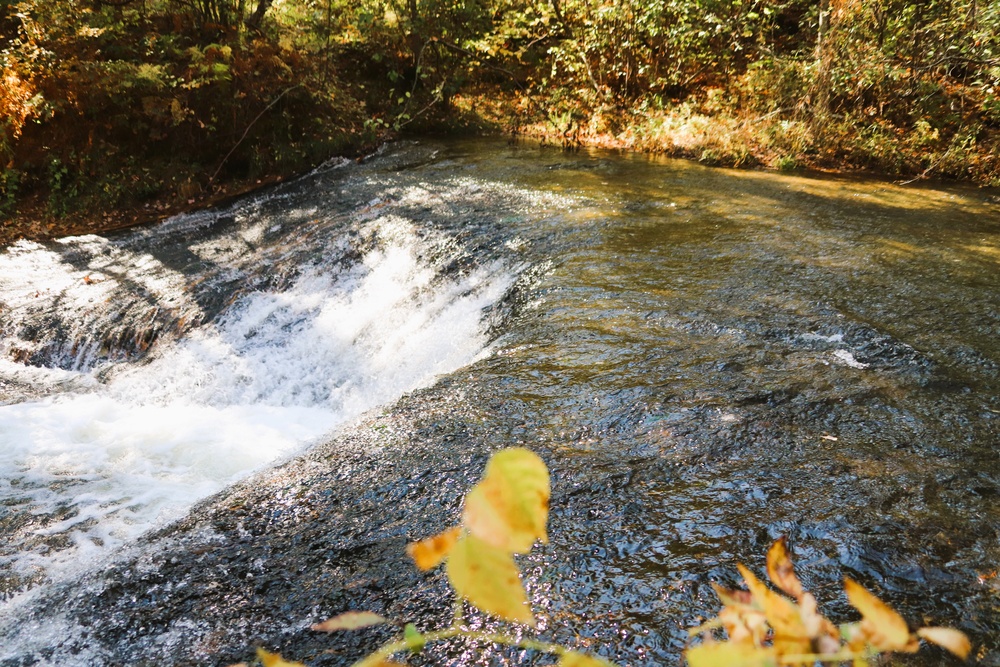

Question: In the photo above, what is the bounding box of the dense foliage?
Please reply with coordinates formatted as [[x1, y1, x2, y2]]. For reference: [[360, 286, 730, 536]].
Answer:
[[2, 0, 998, 233]]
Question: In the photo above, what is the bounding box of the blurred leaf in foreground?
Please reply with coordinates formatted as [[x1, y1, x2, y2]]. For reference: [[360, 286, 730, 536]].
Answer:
[[844, 577, 918, 653], [256, 648, 306, 667], [557, 650, 617, 666], [446, 532, 536, 626], [765, 536, 804, 600], [461, 447, 549, 554], [311, 611, 389, 632], [407, 526, 460, 571], [916, 627, 972, 659]]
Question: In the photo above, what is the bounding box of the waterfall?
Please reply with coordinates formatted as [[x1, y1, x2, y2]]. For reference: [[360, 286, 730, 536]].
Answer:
[[0, 183, 515, 602]]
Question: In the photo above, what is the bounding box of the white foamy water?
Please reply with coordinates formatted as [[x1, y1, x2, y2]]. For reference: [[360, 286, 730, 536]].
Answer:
[[0, 215, 512, 597]]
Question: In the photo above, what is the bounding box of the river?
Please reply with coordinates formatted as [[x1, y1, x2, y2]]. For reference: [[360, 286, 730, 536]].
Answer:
[[0, 139, 997, 666]]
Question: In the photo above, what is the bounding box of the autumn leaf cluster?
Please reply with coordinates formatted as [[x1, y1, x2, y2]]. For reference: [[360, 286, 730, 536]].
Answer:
[[244, 449, 970, 667], [687, 537, 971, 666]]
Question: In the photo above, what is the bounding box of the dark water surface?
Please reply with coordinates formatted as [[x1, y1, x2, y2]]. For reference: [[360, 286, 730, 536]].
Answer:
[[1, 139, 998, 666]]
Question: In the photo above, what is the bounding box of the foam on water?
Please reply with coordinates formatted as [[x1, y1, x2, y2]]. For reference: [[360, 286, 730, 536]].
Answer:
[[0, 215, 512, 599]]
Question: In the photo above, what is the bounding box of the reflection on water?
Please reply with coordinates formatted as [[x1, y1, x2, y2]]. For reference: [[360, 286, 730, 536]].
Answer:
[[0, 139, 997, 666]]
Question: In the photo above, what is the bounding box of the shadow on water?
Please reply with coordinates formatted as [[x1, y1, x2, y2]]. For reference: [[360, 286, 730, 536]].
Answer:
[[0, 138, 998, 666]]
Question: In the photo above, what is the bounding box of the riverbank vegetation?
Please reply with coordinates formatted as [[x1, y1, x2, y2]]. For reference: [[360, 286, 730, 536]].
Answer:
[[2, 0, 999, 240]]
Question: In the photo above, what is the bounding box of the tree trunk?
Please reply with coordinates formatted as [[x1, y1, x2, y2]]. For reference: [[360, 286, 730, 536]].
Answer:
[[244, 0, 272, 30]]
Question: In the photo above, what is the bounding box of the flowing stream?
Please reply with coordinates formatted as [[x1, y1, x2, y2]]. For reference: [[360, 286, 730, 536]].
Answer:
[[0, 139, 998, 666]]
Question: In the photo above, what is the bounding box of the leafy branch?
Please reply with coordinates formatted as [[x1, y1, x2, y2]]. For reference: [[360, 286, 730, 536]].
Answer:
[[244, 449, 971, 667]]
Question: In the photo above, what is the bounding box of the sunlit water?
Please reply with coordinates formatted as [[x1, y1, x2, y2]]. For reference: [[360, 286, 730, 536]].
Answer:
[[1, 140, 998, 666]]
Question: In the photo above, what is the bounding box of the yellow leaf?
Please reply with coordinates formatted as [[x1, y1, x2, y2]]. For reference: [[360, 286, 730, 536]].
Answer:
[[917, 627, 971, 659], [799, 592, 840, 653], [461, 448, 549, 554], [710, 584, 767, 647], [737, 565, 810, 656], [406, 526, 460, 571], [355, 658, 408, 667], [712, 583, 754, 608], [685, 642, 776, 667], [718, 606, 768, 648], [256, 648, 306, 667], [311, 611, 388, 632], [765, 537, 804, 600], [557, 650, 617, 666], [843, 577, 916, 652], [446, 532, 535, 627]]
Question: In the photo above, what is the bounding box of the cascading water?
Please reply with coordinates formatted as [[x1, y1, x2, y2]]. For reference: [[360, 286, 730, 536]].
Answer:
[[0, 147, 564, 610]]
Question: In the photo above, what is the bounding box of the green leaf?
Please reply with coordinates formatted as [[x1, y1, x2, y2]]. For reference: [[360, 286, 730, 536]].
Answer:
[[461, 448, 549, 553], [446, 532, 535, 626], [404, 623, 426, 653]]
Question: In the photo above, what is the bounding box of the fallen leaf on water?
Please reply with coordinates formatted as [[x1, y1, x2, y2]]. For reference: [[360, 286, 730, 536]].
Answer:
[[311, 611, 388, 632], [407, 526, 460, 571]]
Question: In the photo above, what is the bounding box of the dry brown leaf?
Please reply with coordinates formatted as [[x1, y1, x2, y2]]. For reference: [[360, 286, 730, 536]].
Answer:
[[917, 626, 971, 659], [765, 537, 804, 600], [311, 611, 389, 632], [843, 577, 917, 653], [406, 526, 460, 571]]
